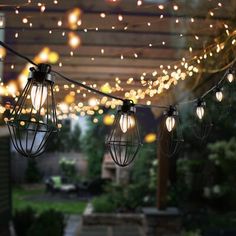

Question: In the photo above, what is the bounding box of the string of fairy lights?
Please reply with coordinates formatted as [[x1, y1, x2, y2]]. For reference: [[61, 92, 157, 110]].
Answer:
[[0, 0, 236, 166], [0, 0, 233, 108], [0, 39, 235, 166]]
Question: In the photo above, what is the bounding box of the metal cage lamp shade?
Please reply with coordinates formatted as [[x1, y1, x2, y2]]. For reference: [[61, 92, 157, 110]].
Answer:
[[159, 105, 184, 157], [6, 64, 58, 158], [106, 100, 142, 167], [191, 99, 213, 141]]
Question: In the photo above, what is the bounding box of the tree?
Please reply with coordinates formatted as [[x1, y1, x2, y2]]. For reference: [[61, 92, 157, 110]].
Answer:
[[82, 116, 106, 178], [47, 121, 82, 152]]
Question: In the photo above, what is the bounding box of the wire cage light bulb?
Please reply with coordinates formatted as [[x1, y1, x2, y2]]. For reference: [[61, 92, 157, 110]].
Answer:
[[196, 99, 205, 120], [31, 84, 48, 110], [106, 99, 142, 167], [160, 106, 183, 157], [227, 69, 234, 83], [119, 113, 135, 133], [7, 64, 58, 158], [215, 88, 223, 102], [166, 116, 175, 132], [164, 106, 177, 132]]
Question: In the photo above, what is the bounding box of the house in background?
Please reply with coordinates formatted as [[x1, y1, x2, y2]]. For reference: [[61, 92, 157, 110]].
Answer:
[[102, 153, 130, 185]]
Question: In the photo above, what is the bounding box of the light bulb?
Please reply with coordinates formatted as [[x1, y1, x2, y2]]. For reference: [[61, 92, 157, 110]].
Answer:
[[119, 114, 135, 133], [31, 84, 48, 110], [196, 106, 204, 120], [165, 116, 175, 132], [227, 73, 234, 83], [216, 90, 223, 102]]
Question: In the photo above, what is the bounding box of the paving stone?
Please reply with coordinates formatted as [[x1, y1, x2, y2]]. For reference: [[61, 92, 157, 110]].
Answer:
[[64, 215, 81, 236]]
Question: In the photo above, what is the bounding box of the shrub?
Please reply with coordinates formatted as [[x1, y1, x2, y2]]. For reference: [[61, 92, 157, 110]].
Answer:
[[92, 182, 151, 213], [27, 209, 65, 236], [59, 158, 76, 180], [13, 207, 36, 236], [25, 159, 41, 183], [92, 195, 117, 213]]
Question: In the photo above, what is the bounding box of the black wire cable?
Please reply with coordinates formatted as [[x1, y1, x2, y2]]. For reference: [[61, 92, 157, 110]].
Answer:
[[0, 41, 38, 67], [52, 70, 125, 102]]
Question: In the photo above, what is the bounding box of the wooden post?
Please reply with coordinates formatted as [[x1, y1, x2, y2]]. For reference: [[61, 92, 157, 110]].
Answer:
[[157, 121, 170, 210]]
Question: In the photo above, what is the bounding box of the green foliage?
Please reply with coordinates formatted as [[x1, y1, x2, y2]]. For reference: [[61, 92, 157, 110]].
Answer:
[[93, 182, 152, 213], [48, 123, 81, 152], [82, 116, 106, 178], [171, 90, 236, 208], [69, 125, 81, 151], [92, 195, 117, 213], [25, 160, 41, 183], [27, 210, 65, 236], [92, 143, 158, 213], [131, 143, 156, 185], [181, 230, 201, 236], [131, 143, 157, 205], [201, 138, 236, 208], [59, 158, 76, 180], [13, 207, 36, 236]]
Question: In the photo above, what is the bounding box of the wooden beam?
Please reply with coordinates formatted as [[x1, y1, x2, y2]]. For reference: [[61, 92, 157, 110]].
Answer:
[[3, 44, 194, 59], [1, 3, 234, 21], [157, 120, 170, 210]]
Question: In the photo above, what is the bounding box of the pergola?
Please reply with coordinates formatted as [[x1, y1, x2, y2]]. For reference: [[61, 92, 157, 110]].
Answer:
[[0, 0, 235, 212]]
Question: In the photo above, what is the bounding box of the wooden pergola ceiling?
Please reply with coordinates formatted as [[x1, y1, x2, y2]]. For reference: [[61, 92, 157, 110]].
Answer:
[[1, 0, 236, 104]]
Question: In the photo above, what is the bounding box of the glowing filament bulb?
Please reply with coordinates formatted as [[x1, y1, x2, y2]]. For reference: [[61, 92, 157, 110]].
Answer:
[[227, 72, 234, 83], [196, 106, 204, 120], [68, 32, 81, 49], [31, 84, 48, 110], [165, 116, 175, 132], [119, 114, 135, 133], [216, 90, 223, 102]]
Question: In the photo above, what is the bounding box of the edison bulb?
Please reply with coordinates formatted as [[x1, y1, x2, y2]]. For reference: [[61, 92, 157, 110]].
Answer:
[[31, 84, 47, 110], [216, 91, 223, 102], [196, 106, 204, 120], [227, 73, 234, 83], [165, 116, 175, 132], [119, 114, 135, 133]]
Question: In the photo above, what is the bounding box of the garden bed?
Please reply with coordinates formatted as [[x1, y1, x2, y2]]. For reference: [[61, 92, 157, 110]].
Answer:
[[82, 203, 145, 226]]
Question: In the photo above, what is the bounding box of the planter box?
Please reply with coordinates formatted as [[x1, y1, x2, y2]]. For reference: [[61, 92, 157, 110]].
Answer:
[[83, 212, 145, 226], [82, 203, 145, 226]]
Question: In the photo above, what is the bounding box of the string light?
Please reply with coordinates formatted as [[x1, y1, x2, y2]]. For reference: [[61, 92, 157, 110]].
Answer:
[[0, 17, 4, 27], [137, 0, 142, 6], [227, 69, 234, 83], [196, 99, 205, 120], [6, 64, 58, 158], [68, 32, 81, 49], [106, 100, 141, 167], [100, 13, 106, 18], [68, 8, 82, 29], [22, 18, 28, 24], [118, 14, 123, 21], [173, 5, 179, 11], [0, 0, 235, 162], [215, 87, 223, 102], [57, 20, 62, 27], [164, 106, 177, 132], [40, 5, 46, 12]]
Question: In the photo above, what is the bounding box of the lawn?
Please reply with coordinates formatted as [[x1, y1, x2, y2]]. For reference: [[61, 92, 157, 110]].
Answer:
[[12, 185, 87, 215]]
